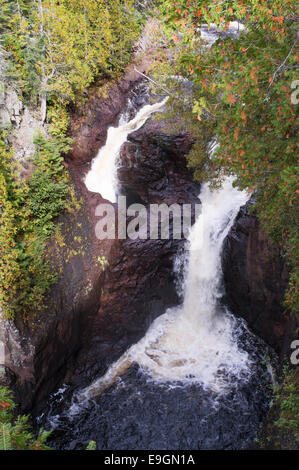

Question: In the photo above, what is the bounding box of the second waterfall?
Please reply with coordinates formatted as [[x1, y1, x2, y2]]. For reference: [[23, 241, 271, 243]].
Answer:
[[80, 177, 252, 397], [42, 91, 275, 450]]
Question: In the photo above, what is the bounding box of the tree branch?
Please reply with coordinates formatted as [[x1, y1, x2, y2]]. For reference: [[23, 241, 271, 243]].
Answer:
[[268, 38, 298, 89]]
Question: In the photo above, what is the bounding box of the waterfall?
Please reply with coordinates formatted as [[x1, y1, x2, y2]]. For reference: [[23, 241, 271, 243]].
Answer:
[[131, 177, 250, 389], [44, 22, 275, 447], [75, 177, 251, 405], [84, 98, 168, 202]]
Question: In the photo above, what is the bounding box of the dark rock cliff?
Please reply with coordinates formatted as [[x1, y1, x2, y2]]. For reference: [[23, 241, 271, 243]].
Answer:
[[222, 201, 296, 359], [0, 76, 200, 415], [1, 69, 294, 419], [68, 117, 201, 393]]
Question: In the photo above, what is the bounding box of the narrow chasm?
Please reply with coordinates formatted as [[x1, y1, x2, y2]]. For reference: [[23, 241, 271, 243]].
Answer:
[[36, 85, 277, 451]]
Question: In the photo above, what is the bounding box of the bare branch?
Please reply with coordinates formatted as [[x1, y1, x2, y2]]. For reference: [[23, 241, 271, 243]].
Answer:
[[268, 38, 298, 89]]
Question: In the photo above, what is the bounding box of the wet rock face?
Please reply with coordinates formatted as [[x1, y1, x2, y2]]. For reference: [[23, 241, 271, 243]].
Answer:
[[222, 202, 292, 355], [66, 67, 149, 165], [1, 79, 200, 414], [70, 118, 201, 389], [118, 122, 199, 205]]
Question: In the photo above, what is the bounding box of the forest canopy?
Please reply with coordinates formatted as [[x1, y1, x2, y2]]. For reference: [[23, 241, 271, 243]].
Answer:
[[0, 0, 142, 319]]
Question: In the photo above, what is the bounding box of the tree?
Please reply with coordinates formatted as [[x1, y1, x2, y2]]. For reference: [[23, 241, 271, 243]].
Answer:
[[1, 1, 141, 111], [0, 387, 51, 450], [155, 0, 298, 315]]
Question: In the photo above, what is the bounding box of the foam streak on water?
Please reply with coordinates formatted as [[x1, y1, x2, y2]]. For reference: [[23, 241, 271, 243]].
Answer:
[[76, 177, 251, 405], [84, 98, 168, 202]]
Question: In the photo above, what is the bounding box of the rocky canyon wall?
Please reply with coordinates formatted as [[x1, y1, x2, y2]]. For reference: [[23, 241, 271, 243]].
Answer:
[[0, 72, 200, 415], [222, 201, 297, 360]]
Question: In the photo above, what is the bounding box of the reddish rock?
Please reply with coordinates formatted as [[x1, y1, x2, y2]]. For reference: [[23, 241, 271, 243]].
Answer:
[[68, 119, 201, 389], [222, 201, 296, 358], [1, 82, 200, 414], [66, 64, 150, 166]]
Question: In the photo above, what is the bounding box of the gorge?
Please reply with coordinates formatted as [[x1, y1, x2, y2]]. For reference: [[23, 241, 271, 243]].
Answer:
[[34, 85, 281, 450], [0, 3, 297, 452]]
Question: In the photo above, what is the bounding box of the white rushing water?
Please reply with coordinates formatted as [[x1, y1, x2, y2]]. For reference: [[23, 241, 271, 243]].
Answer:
[[75, 177, 251, 406], [84, 98, 168, 202]]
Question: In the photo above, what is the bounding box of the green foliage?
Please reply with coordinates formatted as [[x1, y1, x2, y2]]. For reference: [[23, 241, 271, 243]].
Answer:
[[97, 256, 109, 271], [0, 131, 74, 319], [1, 0, 43, 105], [28, 134, 71, 237], [0, 1, 142, 319], [86, 440, 96, 450], [1, 0, 141, 108], [258, 366, 299, 449], [155, 0, 299, 316], [47, 102, 70, 138], [274, 367, 299, 443], [0, 386, 51, 450], [0, 0, 143, 319]]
